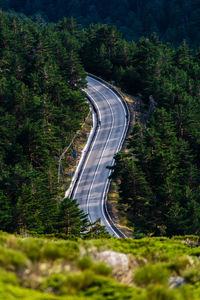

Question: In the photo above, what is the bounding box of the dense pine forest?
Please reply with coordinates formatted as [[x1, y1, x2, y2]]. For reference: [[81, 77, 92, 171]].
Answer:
[[0, 11, 91, 235], [1, 7, 200, 237], [1, 0, 200, 47], [77, 23, 200, 236]]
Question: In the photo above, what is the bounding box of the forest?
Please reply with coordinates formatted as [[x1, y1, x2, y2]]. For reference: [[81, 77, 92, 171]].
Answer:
[[0, 8, 200, 237], [80, 25, 200, 236], [1, 0, 200, 47], [0, 10, 93, 236]]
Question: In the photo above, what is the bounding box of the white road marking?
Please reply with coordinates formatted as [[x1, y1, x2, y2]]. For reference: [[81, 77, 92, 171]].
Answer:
[[72, 88, 102, 223], [71, 76, 130, 237], [85, 83, 120, 237], [88, 78, 128, 238]]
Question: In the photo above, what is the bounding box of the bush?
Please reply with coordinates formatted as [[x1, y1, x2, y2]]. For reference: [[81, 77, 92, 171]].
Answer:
[[0, 270, 19, 286], [19, 238, 44, 261], [41, 273, 65, 294], [183, 268, 200, 284], [190, 248, 200, 257], [147, 285, 178, 300], [78, 256, 93, 270], [167, 256, 191, 274], [42, 241, 79, 260], [0, 232, 9, 246], [134, 264, 170, 287], [92, 263, 112, 276], [63, 271, 96, 294], [0, 245, 28, 270]]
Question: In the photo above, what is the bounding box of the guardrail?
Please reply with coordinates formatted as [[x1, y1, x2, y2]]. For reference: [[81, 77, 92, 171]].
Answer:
[[64, 95, 99, 199]]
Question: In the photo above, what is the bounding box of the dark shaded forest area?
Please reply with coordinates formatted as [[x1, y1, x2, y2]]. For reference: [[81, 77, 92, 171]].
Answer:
[[1, 0, 200, 47]]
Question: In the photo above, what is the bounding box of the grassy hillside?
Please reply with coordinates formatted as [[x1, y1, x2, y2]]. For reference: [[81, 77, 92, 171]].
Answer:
[[1, 231, 200, 299]]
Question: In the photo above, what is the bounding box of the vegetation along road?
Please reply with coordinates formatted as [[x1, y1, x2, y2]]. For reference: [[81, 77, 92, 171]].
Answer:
[[71, 76, 130, 237]]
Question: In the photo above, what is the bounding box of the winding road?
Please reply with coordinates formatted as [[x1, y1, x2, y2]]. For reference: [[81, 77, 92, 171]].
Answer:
[[71, 76, 129, 237]]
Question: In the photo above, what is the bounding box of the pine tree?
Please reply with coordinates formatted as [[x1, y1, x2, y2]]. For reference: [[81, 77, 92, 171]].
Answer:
[[56, 198, 89, 235], [0, 191, 13, 232]]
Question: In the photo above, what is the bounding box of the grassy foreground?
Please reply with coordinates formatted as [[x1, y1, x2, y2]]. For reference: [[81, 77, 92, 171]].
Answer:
[[0, 232, 200, 299]]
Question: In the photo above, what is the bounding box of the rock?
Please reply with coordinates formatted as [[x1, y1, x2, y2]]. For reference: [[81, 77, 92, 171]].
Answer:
[[95, 250, 131, 283], [169, 276, 184, 288], [95, 251, 129, 273]]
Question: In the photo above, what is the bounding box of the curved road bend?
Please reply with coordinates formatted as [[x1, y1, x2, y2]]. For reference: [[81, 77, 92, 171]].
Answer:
[[72, 76, 128, 237]]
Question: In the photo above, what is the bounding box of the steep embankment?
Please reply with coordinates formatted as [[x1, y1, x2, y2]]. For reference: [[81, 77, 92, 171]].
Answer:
[[1, 232, 200, 300]]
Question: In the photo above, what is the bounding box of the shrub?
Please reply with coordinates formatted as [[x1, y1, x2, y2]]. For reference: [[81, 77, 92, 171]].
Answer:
[[0, 245, 28, 270], [183, 268, 200, 284], [41, 273, 65, 294], [92, 263, 112, 276], [78, 256, 93, 270], [167, 256, 191, 274], [190, 247, 200, 257], [19, 238, 44, 261], [0, 270, 19, 286], [42, 241, 79, 261], [147, 285, 178, 300], [0, 232, 9, 246], [63, 271, 96, 294], [134, 263, 170, 287]]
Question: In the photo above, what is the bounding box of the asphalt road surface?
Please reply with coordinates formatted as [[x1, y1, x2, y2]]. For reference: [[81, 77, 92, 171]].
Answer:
[[72, 76, 128, 237]]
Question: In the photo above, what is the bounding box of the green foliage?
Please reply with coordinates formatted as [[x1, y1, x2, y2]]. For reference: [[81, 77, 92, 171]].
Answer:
[[42, 240, 79, 261], [183, 268, 200, 284], [78, 257, 111, 276], [56, 198, 89, 236], [91, 263, 112, 276], [84, 219, 111, 239], [146, 285, 178, 300], [167, 256, 192, 274], [2, 232, 200, 299], [103, 237, 196, 262], [0, 270, 19, 286], [78, 256, 93, 270], [62, 271, 143, 299], [0, 245, 28, 270], [134, 264, 170, 287], [0, 191, 13, 231], [94, 30, 200, 237], [0, 11, 90, 236], [1, 232, 200, 299], [0, 3, 200, 242], [18, 237, 44, 261], [41, 273, 66, 294]]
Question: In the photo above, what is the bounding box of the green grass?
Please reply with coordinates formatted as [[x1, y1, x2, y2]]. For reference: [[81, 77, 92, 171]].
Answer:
[[0, 232, 200, 299]]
